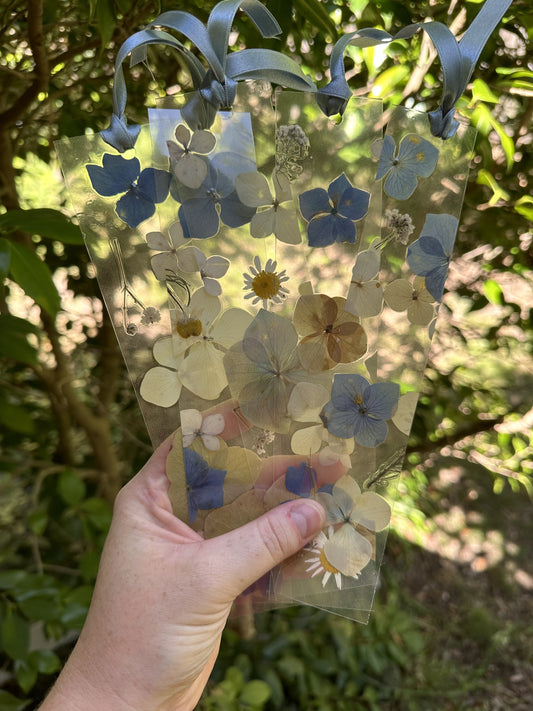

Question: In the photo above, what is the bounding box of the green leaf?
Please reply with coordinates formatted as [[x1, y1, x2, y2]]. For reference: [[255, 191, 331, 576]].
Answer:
[[8, 242, 61, 317], [0, 690, 31, 711], [514, 196, 533, 221], [28, 648, 62, 674], [115, 0, 134, 13], [0, 209, 83, 245], [292, 0, 337, 38], [476, 169, 510, 205], [80, 497, 113, 531], [96, 0, 116, 49], [370, 65, 411, 98], [471, 78, 499, 104], [473, 103, 515, 171], [17, 593, 61, 623], [1, 609, 30, 660], [28, 508, 48, 535], [483, 279, 503, 305], [0, 399, 35, 434], [58, 469, 87, 505], [240, 679, 271, 707], [0, 571, 28, 590], [0, 314, 39, 365], [15, 659, 38, 693], [0, 237, 10, 278]]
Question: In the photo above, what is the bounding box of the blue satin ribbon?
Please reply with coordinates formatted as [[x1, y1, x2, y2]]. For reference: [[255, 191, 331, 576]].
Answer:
[[102, 0, 512, 149], [318, 0, 513, 139], [102, 0, 315, 149]]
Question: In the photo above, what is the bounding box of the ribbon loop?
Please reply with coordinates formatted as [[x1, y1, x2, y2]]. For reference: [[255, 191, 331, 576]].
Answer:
[[318, 0, 513, 139]]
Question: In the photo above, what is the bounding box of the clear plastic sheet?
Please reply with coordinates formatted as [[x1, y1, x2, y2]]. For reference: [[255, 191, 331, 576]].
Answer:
[[57, 80, 476, 621]]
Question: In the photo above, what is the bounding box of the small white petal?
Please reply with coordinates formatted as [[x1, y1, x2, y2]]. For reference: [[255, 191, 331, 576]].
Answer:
[[180, 408, 203, 435], [145, 231, 168, 250], [202, 413, 225, 436]]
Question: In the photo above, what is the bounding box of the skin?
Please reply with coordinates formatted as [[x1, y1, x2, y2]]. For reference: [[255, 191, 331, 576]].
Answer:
[[39, 435, 325, 711]]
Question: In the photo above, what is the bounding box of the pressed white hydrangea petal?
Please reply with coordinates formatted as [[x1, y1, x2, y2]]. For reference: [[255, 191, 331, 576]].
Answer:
[[323, 524, 372, 578], [274, 205, 301, 245], [383, 279, 414, 312], [145, 231, 168, 250], [350, 491, 391, 532], [250, 208, 275, 239], [291, 425, 323, 455], [139, 366, 181, 407], [204, 255, 230, 278], [178, 342, 227, 400], [287, 382, 329, 422], [352, 249, 380, 282], [153, 337, 182, 369], [180, 408, 203, 435], [188, 129, 216, 154], [235, 171, 273, 208]]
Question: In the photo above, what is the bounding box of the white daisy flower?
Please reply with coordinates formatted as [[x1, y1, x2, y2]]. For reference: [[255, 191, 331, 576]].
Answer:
[[243, 256, 289, 309], [305, 526, 343, 590]]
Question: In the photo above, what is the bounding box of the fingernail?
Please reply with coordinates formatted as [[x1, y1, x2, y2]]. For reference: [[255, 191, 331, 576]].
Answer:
[[289, 500, 325, 539]]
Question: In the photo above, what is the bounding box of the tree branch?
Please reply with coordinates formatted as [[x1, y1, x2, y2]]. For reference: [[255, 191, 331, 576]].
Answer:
[[0, 0, 49, 127], [406, 415, 505, 456]]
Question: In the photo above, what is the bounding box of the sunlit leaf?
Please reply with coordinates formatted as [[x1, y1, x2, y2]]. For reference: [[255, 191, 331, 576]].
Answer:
[[8, 242, 61, 317], [0, 209, 83, 244]]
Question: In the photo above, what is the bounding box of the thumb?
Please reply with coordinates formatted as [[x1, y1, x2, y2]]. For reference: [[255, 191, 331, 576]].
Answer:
[[203, 499, 326, 600]]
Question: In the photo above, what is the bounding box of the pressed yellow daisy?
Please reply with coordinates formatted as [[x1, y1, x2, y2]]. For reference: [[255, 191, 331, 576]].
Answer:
[[243, 256, 289, 309], [304, 526, 343, 590]]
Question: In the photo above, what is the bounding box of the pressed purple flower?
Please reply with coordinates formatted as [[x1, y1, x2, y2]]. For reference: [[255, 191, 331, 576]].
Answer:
[[406, 213, 458, 301], [298, 173, 370, 247], [184, 447, 226, 523], [321, 374, 399, 448], [86, 153, 171, 228]]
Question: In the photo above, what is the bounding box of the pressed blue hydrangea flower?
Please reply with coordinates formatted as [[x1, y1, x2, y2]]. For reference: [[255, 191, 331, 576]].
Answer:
[[321, 374, 400, 448], [183, 447, 226, 523], [223, 309, 311, 433], [298, 173, 370, 247], [285, 461, 333, 497], [406, 213, 458, 301], [173, 159, 256, 240], [375, 134, 439, 200], [86, 154, 172, 228], [286, 462, 316, 496]]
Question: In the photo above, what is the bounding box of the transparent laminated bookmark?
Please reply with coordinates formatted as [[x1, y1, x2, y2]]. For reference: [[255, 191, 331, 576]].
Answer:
[[55, 125, 183, 446], [269, 101, 476, 622], [146, 83, 392, 616]]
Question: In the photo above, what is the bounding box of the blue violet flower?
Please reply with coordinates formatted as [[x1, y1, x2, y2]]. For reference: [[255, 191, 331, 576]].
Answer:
[[285, 461, 333, 497], [375, 133, 439, 200], [321, 374, 400, 448], [183, 447, 227, 523], [298, 173, 370, 247], [173, 159, 256, 240], [86, 154, 172, 228], [406, 213, 458, 301]]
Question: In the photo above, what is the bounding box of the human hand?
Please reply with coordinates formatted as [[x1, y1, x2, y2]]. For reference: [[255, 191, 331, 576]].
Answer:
[[40, 434, 325, 711]]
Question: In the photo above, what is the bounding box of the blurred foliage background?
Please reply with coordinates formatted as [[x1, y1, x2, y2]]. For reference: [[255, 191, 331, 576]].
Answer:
[[0, 0, 532, 709]]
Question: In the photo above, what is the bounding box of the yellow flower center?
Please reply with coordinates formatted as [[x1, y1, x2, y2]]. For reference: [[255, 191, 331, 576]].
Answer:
[[176, 318, 202, 338], [319, 549, 341, 574], [252, 270, 281, 299], [354, 394, 364, 406]]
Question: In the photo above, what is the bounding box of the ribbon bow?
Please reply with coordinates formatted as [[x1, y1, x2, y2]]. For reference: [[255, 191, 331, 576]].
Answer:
[[102, 0, 316, 150]]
